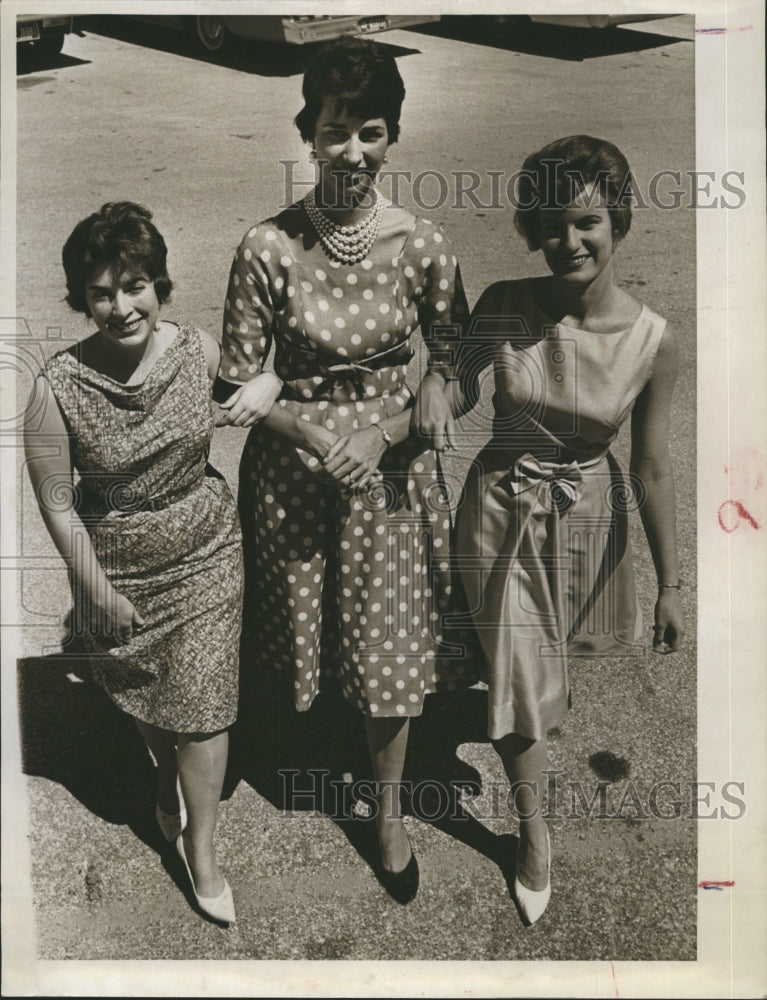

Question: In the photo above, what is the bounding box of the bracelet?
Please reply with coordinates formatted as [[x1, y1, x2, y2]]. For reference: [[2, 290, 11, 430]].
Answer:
[[658, 582, 682, 590], [374, 424, 392, 448]]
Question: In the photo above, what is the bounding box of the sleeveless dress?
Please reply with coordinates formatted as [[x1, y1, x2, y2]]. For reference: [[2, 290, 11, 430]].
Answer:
[[220, 205, 469, 718], [454, 278, 667, 742], [43, 325, 243, 733]]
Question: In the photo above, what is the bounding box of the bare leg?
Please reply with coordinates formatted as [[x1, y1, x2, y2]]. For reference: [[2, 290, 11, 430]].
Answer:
[[177, 729, 229, 898], [493, 732, 549, 891], [134, 718, 180, 815], [364, 716, 412, 873]]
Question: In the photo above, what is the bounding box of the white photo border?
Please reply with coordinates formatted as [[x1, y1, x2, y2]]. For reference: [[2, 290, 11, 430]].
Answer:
[[2, 0, 765, 995]]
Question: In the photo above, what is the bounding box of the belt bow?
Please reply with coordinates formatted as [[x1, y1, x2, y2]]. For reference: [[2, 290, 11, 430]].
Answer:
[[509, 453, 585, 514], [310, 339, 411, 396]]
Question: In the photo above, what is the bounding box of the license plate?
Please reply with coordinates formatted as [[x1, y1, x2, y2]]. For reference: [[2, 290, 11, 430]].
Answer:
[[18, 23, 41, 42], [358, 17, 389, 34]]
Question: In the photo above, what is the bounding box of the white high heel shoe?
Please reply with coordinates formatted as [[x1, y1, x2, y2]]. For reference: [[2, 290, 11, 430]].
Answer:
[[514, 827, 551, 926], [176, 834, 236, 925]]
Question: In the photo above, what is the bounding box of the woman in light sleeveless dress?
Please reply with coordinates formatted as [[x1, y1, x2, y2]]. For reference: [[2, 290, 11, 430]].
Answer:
[[442, 136, 686, 925]]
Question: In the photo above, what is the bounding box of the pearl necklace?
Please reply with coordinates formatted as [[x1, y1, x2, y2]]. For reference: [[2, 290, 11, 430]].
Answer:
[[303, 188, 385, 265]]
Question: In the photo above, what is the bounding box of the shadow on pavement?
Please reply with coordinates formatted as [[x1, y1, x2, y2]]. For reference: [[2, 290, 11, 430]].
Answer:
[[17, 646, 511, 889], [412, 17, 690, 61], [16, 652, 259, 919], [230, 656, 511, 881], [16, 50, 90, 78], [17, 654, 161, 840], [77, 16, 423, 78]]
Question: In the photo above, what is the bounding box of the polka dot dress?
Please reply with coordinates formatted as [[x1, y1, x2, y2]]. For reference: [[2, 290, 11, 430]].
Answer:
[[221, 204, 469, 717]]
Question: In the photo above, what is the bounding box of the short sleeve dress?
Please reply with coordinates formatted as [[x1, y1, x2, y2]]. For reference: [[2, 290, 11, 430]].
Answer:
[[42, 325, 243, 733], [220, 202, 469, 718], [454, 278, 667, 742]]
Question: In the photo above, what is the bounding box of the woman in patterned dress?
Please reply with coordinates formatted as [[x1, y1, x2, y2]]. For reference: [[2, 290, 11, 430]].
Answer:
[[24, 203, 273, 924], [217, 37, 468, 902], [441, 136, 686, 924]]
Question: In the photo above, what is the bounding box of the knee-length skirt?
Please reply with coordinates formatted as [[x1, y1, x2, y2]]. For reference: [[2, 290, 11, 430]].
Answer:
[[239, 395, 459, 717]]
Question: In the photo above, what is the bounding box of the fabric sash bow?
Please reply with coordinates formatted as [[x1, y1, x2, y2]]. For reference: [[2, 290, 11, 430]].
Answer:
[[508, 453, 592, 515]]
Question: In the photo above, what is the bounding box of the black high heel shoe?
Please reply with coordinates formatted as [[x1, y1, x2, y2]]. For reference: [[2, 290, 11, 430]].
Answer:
[[380, 851, 420, 905]]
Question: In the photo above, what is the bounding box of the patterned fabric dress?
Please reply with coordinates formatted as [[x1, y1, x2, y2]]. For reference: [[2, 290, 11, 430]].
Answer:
[[220, 203, 469, 718], [454, 278, 667, 741], [43, 325, 243, 732]]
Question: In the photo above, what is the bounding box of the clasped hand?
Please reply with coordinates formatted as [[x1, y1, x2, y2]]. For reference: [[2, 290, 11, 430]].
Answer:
[[310, 424, 387, 491]]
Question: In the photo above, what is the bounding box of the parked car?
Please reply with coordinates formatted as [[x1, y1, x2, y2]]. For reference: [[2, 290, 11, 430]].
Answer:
[[16, 14, 74, 57], [483, 13, 678, 40], [129, 13, 440, 55]]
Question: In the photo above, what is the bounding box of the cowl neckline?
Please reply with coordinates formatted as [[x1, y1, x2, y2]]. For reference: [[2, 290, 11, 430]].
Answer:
[[55, 324, 189, 410]]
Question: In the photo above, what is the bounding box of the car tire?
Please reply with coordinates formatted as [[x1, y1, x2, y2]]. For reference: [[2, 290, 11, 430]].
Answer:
[[483, 15, 530, 40], [185, 15, 230, 54], [33, 29, 65, 57]]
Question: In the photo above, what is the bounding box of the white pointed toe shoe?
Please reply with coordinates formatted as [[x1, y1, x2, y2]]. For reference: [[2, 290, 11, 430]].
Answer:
[[176, 835, 236, 925], [514, 828, 551, 926]]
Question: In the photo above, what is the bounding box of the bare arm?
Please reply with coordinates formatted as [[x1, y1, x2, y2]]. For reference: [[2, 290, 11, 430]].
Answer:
[[215, 372, 283, 427], [629, 323, 686, 653], [197, 327, 223, 382], [23, 376, 143, 642], [261, 402, 338, 458]]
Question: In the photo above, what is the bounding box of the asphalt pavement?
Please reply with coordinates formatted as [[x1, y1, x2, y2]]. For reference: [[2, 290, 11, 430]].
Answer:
[[10, 12, 697, 979]]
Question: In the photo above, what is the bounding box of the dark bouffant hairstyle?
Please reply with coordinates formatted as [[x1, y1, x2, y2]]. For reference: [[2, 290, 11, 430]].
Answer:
[[62, 201, 172, 315], [514, 135, 634, 250], [294, 35, 406, 144]]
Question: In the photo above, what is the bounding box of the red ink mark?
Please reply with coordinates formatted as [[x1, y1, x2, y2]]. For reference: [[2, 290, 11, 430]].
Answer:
[[611, 961, 620, 997], [724, 448, 766, 492], [698, 880, 735, 890], [718, 500, 760, 532]]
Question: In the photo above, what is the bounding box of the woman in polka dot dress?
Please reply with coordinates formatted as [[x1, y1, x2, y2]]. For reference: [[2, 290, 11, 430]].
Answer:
[[216, 37, 467, 902]]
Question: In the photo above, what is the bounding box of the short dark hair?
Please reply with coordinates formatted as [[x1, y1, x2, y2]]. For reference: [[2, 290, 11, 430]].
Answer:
[[62, 201, 172, 314], [294, 36, 406, 144], [514, 135, 634, 250]]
